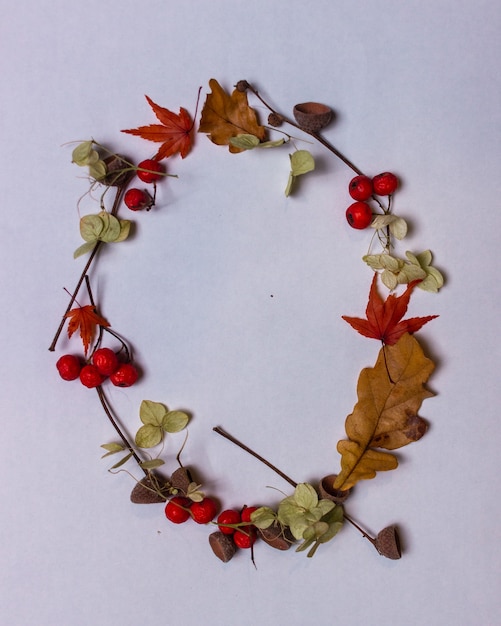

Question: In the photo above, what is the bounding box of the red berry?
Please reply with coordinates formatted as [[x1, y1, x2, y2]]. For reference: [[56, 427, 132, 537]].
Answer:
[[233, 528, 257, 549], [109, 363, 139, 387], [56, 354, 82, 381], [165, 496, 191, 524], [79, 364, 106, 388], [348, 175, 373, 201], [372, 172, 398, 196], [346, 201, 373, 229], [217, 509, 241, 535], [137, 159, 164, 183], [241, 506, 259, 523], [124, 188, 154, 211], [92, 347, 119, 376], [191, 497, 218, 524]]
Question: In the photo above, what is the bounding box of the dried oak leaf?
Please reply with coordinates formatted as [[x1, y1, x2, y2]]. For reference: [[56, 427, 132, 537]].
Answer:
[[342, 274, 438, 345], [333, 333, 434, 492], [65, 305, 109, 356], [122, 95, 194, 160], [198, 78, 266, 153]]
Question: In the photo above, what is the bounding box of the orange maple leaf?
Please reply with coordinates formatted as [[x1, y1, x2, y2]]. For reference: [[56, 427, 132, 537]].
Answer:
[[65, 305, 110, 356], [342, 274, 438, 345], [122, 95, 194, 160]]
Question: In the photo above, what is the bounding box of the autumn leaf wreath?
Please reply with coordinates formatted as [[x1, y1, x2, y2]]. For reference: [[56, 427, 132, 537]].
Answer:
[[50, 79, 443, 564]]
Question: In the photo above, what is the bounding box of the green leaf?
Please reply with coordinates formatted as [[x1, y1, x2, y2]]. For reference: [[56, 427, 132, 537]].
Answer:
[[229, 134, 261, 150], [99, 212, 122, 242], [139, 400, 167, 426], [389, 217, 408, 240], [294, 483, 318, 510], [162, 410, 189, 433], [74, 241, 97, 259], [290, 150, 315, 176], [100, 442, 125, 458], [258, 138, 285, 148], [110, 452, 133, 469], [139, 459, 165, 470], [72, 141, 94, 166], [80, 214, 104, 243], [113, 219, 131, 243], [250, 506, 277, 530], [135, 424, 163, 448], [284, 172, 295, 197], [88, 160, 107, 181]]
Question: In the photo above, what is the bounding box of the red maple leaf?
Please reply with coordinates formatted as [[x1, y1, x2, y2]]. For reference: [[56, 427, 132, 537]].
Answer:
[[65, 305, 110, 356], [122, 95, 195, 160], [342, 274, 438, 345]]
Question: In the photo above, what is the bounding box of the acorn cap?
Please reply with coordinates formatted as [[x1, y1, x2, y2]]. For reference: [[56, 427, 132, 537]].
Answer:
[[170, 466, 192, 494], [318, 474, 351, 504], [293, 102, 332, 132], [209, 531, 237, 562], [258, 522, 295, 551], [375, 525, 402, 560], [130, 474, 170, 504]]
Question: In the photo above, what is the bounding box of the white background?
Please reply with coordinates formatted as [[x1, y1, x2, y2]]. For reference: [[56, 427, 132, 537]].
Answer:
[[1, 1, 500, 625]]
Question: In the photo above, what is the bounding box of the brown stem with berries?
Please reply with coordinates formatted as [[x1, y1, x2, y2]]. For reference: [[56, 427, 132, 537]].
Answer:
[[244, 82, 364, 176], [48, 179, 132, 352]]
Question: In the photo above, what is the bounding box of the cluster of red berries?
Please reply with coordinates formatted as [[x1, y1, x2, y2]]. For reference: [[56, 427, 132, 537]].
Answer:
[[345, 171, 399, 229], [165, 497, 259, 550], [123, 159, 164, 211], [56, 348, 139, 388]]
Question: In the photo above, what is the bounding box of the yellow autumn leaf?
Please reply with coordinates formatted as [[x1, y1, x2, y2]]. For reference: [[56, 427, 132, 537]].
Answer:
[[333, 333, 434, 491], [198, 79, 266, 153]]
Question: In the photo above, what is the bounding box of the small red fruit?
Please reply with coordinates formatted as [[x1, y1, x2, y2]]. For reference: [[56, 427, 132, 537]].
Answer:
[[372, 171, 398, 196], [348, 175, 373, 201], [217, 509, 241, 535], [109, 363, 139, 387], [124, 188, 154, 211], [191, 497, 218, 524], [346, 201, 373, 229], [165, 496, 191, 524], [56, 354, 82, 381], [137, 159, 164, 183], [79, 364, 106, 388], [92, 347, 119, 376], [241, 506, 259, 524], [233, 528, 257, 549]]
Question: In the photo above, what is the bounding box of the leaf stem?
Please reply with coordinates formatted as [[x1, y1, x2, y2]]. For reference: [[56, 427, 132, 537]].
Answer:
[[245, 82, 364, 176], [48, 181, 130, 352], [96, 385, 148, 476]]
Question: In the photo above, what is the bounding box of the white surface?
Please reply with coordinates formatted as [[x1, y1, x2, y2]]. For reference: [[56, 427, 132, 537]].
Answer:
[[1, 1, 500, 625]]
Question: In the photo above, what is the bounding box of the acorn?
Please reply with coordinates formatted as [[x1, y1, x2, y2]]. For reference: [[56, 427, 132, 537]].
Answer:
[[258, 522, 295, 551], [375, 525, 402, 560], [130, 474, 170, 504], [209, 531, 237, 562], [293, 102, 332, 132]]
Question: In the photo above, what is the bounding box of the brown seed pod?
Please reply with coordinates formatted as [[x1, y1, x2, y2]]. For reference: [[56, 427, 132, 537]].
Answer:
[[258, 522, 295, 551], [101, 154, 132, 187], [375, 525, 402, 560], [268, 112, 283, 127], [170, 466, 192, 494], [130, 474, 170, 504], [209, 531, 237, 562], [293, 102, 332, 133], [318, 474, 351, 504], [235, 80, 250, 93]]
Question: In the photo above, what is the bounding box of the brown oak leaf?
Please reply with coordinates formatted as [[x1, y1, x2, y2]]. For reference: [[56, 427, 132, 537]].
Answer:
[[122, 95, 194, 160], [333, 333, 435, 492], [342, 274, 438, 345], [198, 78, 266, 153], [65, 305, 109, 356]]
